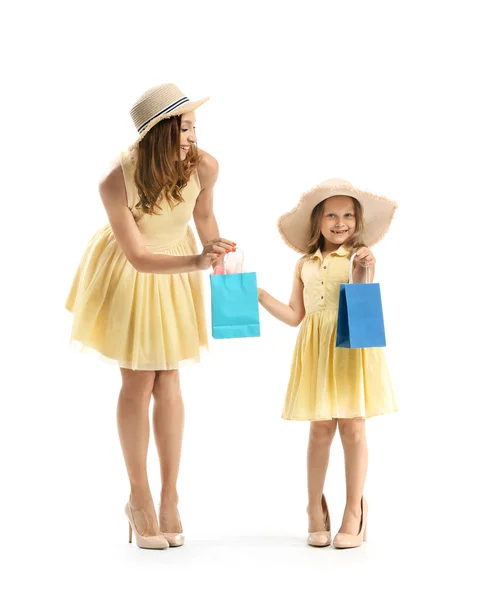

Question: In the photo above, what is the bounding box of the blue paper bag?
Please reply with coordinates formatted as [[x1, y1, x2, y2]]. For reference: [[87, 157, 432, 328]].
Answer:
[[210, 272, 261, 339], [336, 282, 387, 348]]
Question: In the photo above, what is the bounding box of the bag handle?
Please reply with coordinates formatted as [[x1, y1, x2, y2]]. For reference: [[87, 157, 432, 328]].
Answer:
[[349, 251, 370, 284], [222, 247, 245, 274]]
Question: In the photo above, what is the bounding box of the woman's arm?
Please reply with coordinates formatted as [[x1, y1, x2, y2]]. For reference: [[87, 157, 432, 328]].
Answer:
[[193, 150, 221, 243], [258, 259, 306, 327], [99, 160, 229, 274], [193, 150, 234, 267]]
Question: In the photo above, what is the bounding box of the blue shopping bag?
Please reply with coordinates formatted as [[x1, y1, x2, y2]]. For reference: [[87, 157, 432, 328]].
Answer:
[[336, 254, 386, 349], [210, 272, 260, 339]]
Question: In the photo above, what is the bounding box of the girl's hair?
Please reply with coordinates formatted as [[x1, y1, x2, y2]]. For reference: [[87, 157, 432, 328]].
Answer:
[[133, 115, 199, 215], [307, 196, 365, 255]]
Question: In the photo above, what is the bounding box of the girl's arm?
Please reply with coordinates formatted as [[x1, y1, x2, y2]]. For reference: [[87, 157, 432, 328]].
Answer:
[[258, 259, 306, 327]]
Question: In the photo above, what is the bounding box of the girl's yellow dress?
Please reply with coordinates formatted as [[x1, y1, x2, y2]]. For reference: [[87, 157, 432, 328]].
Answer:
[[283, 245, 397, 420], [65, 149, 207, 371]]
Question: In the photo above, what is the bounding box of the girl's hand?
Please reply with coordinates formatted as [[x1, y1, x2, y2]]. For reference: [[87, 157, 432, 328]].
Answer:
[[258, 288, 266, 303], [354, 246, 376, 268]]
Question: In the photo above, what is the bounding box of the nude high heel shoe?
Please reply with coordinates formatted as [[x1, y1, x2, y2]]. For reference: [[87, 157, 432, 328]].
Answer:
[[307, 494, 332, 547], [159, 508, 184, 547], [125, 503, 169, 550], [333, 497, 368, 549]]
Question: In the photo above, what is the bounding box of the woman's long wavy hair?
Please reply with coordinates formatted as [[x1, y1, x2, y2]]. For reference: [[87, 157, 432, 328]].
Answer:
[[133, 115, 199, 215], [307, 196, 365, 255]]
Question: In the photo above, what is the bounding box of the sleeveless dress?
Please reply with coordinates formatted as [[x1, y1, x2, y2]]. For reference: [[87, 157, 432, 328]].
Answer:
[[282, 245, 397, 420], [65, 149, 208, 370]]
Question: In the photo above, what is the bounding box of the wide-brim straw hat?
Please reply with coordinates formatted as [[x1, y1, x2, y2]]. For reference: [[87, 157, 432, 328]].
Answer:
[[129, 83, 209, 146], [278, 178, 398, 254]]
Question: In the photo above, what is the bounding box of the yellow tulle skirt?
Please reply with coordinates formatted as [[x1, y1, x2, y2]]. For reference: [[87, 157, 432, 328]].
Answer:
[[282, 308, 397, 421], [65, 224, 208, 371]]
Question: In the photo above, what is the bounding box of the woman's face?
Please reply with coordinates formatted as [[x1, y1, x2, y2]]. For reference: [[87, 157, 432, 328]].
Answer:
[[180, 111, 197, 160], [320, 195, 357, 246]]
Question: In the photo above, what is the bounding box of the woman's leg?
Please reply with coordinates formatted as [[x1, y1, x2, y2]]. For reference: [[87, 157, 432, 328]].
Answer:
[[152, 370, 184, 533], [117, 368, 159, 536], [307, 419, 337, 531], [338, 418, 368, 535]]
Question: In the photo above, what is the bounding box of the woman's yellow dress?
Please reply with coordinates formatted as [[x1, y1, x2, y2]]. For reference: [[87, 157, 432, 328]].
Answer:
[[65, 149, 207, 370]]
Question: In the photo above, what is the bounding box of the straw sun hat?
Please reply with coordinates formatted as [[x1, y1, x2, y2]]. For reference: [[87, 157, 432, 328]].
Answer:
[[129, 83, 209, 145], [278, 178, 398, 254]]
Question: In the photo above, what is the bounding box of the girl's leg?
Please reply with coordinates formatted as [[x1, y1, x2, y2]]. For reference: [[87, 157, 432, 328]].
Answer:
[[307, 419, 338, 531], [151, 370, 184, 533], [338, 417, 368, 535], [117, 368, 158, 536]]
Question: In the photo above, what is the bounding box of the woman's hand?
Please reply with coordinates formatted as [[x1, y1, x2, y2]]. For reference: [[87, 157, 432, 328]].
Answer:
[[195, 238, 236, 270], [354, 246, 376, 268], [258, 288, 266, 304]]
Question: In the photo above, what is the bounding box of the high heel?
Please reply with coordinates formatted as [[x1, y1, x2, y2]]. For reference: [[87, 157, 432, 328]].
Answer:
[[162, 531, 185, 547], [125, 503, 169, 550], [159, 507, 184, 547], [307, 494, 332, 547], [333, 497, 368, 549]]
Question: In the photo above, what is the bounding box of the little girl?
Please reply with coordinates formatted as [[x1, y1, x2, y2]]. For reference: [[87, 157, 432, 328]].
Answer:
[[258, 178, 398, 549]]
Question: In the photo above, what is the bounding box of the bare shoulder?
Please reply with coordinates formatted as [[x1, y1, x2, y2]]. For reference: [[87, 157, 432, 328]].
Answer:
[[197, 149, 219, 182], [296, 255, 309, 277], [99, 155, 122, 182], [99, 156, 127, 206]]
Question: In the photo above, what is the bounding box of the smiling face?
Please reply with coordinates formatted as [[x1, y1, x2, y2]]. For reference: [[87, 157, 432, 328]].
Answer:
[[319, 195, 357, 249], [179, 111, 197, 160]]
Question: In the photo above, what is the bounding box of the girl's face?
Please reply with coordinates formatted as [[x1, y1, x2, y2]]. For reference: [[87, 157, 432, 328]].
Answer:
[[180, 111, 197, 160], [320, 195, 357, 247]]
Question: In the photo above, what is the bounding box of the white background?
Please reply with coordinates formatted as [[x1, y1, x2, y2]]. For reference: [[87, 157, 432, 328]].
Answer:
[[2, 0, 481, 597]]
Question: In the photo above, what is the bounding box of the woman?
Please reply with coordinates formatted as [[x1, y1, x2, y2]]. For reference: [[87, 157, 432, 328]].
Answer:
[[66, 83, 235, 549]]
